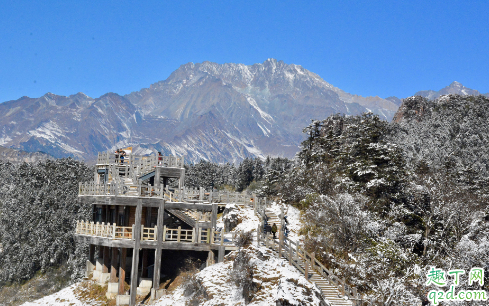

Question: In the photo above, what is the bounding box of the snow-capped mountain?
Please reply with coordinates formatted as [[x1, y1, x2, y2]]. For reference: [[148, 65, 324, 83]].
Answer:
[[414, 81, 488, 100], [0, 59, 399, 163]]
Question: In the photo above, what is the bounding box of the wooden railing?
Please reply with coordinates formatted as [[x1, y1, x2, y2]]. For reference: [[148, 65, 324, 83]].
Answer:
[[75, 221, 237, 246], [79, 181, 164, 197], [96, 152, 184, 169]]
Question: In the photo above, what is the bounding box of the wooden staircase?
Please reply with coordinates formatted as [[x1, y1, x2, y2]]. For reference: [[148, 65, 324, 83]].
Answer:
[[263, 208, 355, 306], [166, 208, 197, 228]]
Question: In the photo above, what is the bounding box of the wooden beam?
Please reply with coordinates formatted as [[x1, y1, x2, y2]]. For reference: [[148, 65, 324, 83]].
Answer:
[[75, 236, 216, 251], [130, 199, 143, 306], [118, 248, 127, 294], [164, 202, 213, 211]]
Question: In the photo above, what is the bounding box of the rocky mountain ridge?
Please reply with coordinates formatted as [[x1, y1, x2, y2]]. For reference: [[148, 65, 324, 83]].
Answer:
[[0, 59, 399, 163], [0, 59, 486, 163]]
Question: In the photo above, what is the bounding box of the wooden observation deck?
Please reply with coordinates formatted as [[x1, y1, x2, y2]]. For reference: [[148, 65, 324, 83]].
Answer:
[[75, 151, 263, 306]]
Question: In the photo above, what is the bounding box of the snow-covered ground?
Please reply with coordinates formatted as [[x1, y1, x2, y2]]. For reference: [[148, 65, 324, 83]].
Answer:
[[22, 283, 91, 306], [216, 203, 261, 233], [154, 245, 327, 306]]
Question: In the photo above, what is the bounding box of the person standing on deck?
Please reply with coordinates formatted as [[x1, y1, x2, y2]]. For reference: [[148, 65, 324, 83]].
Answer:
[[119, 149, 126, 164], [158, 151, 163, 165], [271, 223, 278, 239]]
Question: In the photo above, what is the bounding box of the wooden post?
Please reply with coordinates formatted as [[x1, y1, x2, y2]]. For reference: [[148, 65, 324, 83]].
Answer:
[[130, 199, 143, 306], [103, 246, 110, 273], [89, 244, 95, 266], [110, 247, 118, 282], [155, 167, 161, 188], [206, 251, 213, 267], [153, 199, 165, 290], [197, 228, 202, 243], [141, 250, 149, 278], [118, 248, 127, 294], [177, 226, 181, 242], [278, 233, 283, 259], [220, 230, 224, 246], [257, 225, 261, 246], [288, 240, 293, 265], [211, 203, 218, 230], [311, 252, 315, 270], [305, 258, 309, 282], [218, 245, 225, 263]]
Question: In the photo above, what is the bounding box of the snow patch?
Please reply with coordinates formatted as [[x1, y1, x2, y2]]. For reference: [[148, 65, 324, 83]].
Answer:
[[246, 96, 274, 124], [257, 122, 270, 137]]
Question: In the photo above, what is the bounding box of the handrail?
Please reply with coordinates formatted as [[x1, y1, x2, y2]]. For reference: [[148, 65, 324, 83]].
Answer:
[[96, 152, 184, 169], [75, 221, 237, 246], [255, 211, 362, 305]]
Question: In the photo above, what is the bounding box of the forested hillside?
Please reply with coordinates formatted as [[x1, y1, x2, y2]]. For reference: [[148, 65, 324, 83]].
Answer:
[[275, 94, 489, 304], [0, 159, 92, 304], [183, 94, 489, 304]]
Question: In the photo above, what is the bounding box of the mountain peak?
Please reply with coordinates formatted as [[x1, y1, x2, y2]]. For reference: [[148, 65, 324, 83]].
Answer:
[[414, 82, 481, 100], [449, 81, 463, 87]]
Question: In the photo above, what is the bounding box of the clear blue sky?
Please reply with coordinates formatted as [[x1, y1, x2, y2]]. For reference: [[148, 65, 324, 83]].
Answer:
[[1, 0, 488, 102]]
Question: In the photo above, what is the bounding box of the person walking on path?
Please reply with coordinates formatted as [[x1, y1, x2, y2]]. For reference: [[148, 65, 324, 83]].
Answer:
[[271, 223, 278, 239]]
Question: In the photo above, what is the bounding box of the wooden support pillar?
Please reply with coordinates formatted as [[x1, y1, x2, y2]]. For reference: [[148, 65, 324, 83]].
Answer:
[[218, 246, 225, 263], [110, 247, 118, 282], [153, 199, 165, 290], [206, 250, 215, 267], [179, 172, 185, 191], [89, 244, 95, 265], [118, 248, 127, 294], [99, 246, 104, 259], [130, 199, 143, 306], [211, 203, 218, 230], [155, 167, 161, 188], [103, 246, 110, 273], [141, 250, 149, 278]]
